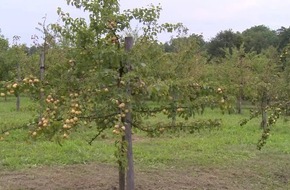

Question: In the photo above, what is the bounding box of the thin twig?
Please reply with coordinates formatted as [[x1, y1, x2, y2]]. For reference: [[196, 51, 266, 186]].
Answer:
[[88, 126, 107, 145], [1, 124, 28, 134]]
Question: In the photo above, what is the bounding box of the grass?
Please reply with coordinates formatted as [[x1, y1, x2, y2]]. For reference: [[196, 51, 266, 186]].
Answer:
[[0, 96, 290, 188], [0, 97, 36, 127]]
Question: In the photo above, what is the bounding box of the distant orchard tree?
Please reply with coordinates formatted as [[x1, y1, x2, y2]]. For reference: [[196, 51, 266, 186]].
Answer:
[[0, 32, 11, 82], [164, 34, 205, 53], [27, 45, 39, 56]]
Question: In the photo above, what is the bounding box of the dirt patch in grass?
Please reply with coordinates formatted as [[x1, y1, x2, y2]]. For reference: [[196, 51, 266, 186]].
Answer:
[[0, 160, 289, 190]]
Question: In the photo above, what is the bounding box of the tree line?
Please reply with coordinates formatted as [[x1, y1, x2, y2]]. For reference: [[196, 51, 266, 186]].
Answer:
[[1, 24, 290, 83], [165, 25, 290, 59]]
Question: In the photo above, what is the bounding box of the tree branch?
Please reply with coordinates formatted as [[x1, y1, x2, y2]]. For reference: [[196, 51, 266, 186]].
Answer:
[[88, 126, 107, 145]]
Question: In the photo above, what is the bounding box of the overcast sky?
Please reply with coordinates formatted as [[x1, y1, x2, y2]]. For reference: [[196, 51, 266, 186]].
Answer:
[[1, 0, 290, 46]]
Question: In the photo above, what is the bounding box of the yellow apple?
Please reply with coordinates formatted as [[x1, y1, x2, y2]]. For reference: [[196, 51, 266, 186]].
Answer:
[[12, 83, 18, 88], [118, 103, 125, 108]]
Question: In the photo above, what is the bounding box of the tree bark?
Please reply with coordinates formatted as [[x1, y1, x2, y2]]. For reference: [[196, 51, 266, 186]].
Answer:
[[124, 37, 134, 190], [119, 136, 126, 190], [16, 95, 20, 111], [260, 91, 268, 130], [118, 37, 134, 190], [16, 61, 21, 112], [236, 93, 242, 114], [40, 50, 45, 99], [39, 36, 46, 120]]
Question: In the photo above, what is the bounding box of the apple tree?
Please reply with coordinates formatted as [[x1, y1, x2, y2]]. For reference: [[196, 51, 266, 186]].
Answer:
[[212, 45, 256, 114], [239, 47, 283, 149], [7, 1, 230, 189]]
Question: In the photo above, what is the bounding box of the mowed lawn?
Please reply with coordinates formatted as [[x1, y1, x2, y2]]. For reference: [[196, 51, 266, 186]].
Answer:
[[0, 96, 290, 189]]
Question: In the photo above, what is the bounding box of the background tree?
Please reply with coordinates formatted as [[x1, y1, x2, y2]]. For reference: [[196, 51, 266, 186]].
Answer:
[[0, 31, 11, 82], [242, 25, 278, 54], [0, 31, 10, 100], [206, 29, 242, 61], [277, 26, 290, 52], [278, 43, 290, 115]]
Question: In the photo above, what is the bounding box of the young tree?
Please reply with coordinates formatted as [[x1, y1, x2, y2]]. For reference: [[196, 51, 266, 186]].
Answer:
[[214, 45, 258, 114], [2, 37, 32, 109], [30, 2, 188, 189], [7, 1, 226, 189], [240, 47, 282, 149]]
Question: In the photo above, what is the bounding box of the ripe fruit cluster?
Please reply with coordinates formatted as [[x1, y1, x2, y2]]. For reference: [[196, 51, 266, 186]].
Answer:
[[176, 107, 184, 112], [22, 76, 40, 85], [46, 94, 60, 104], [45, 94, 60, 119], [61, 93, 82, 138], [217, 87, 223, 94], [113, 124, 126, 135], [4, 82, 19, 95], [31, 116, 51, 137], [131, 79, 147, 96], [38, 117, 50, 128], [1, 76, 41, 97], [69, 93, 82, 115], [63, 116, 79, 129], [31, 94, 61, 137], [111, 100, 129, 135], [30, 93, 83, 139], [107, 20, 117, 30]]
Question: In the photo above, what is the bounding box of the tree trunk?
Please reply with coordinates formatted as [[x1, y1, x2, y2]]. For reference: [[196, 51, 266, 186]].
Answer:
[[16, 61, 21, 111], [236, 94, 242, 114], [124, 37, 134, 190], [40, 50, 45, 100], [16, 96, 20, 111], [260, 91, 268, 130], [119, 136, 126, 190], [171, 90, 178, 127], [39, 39, 46, 120], [125, 107, 134, 190], [119, 168, 125, 190], [118, 37, 135, 190], [237, 56, 244, 114]]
